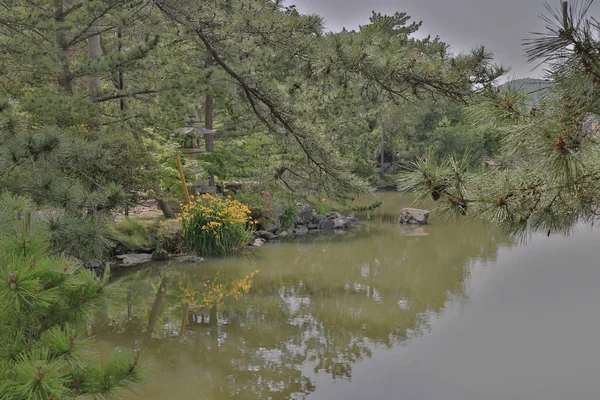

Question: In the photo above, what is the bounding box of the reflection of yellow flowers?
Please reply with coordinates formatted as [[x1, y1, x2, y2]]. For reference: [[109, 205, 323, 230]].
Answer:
[[179, 269, 260, 306]]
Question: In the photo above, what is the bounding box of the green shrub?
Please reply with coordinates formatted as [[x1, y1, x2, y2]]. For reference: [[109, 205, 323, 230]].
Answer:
[[279, 204, 298, 230], [314, 197, 329, 215], [180, 194, 255, 256]]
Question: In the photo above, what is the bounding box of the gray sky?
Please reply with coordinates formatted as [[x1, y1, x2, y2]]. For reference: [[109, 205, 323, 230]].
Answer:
[[288, 0, 600, 79]]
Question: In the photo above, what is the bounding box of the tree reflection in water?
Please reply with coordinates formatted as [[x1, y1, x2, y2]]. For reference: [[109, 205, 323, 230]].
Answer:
[[96, 200, 511, 399]]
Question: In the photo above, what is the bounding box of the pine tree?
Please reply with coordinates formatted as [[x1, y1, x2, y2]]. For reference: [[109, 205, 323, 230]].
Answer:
[[400, 0, 600, 236], [155, 0, 504, 199], [0, 193, 141, 399]]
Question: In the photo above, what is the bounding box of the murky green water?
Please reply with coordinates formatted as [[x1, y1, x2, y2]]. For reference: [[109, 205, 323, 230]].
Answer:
[[96, 193, 600, 399]]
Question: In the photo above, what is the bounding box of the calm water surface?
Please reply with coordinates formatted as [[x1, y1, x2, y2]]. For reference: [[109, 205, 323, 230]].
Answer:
[[96, 193, 600, 399]]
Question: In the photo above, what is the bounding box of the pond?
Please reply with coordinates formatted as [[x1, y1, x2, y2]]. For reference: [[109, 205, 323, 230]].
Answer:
[[95, 192, 600, 399]]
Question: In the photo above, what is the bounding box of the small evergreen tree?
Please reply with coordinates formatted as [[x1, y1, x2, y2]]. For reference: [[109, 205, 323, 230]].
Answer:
[[0, 194, 141, 399]]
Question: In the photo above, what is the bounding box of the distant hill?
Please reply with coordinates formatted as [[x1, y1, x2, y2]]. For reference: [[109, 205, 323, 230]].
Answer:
[[498, 78, 554, 108]]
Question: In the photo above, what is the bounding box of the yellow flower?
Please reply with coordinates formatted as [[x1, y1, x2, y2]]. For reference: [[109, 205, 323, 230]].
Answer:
[[321, 197, 327, 202]]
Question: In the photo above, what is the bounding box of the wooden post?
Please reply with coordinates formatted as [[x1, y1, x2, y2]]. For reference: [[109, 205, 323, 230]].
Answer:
[[176, 154, 191, 204], [205, 94, 214, 152]]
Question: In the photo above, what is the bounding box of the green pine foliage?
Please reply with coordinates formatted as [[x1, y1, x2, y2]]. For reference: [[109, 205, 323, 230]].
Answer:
[[400, 0, 600, 236], [0, 195, 141, 399], [0, 95, 150, 260]]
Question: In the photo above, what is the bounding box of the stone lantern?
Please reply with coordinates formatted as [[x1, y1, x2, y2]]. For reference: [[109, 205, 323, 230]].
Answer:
[[176, 116, 217, 157], [176, 116, 217, 194]]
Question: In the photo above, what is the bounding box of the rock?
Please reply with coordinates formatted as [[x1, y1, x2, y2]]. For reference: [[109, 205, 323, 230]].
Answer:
[[318, 219, 336, 230], [346, 217, 360, 227], [307, 223, 319, 229], [85, 260, 103, 270], [249, 238, 266, 247], [261, 223, 278, 234], [279, 230, 289, 238], [293, 225, 309, 235], [256, 230, 278, 241], [115, 253, 153, 266], [296, 203, 314, 225], [398, 208, 430, 225], [84, 260, 113, 276], [112, 240, 154, 256], [311, 212, 325, 224], [333, 217, 348, 229], [151, 249, 170, 261], [326, 211, 342, 220], [158, 219, 184, 253], [172, 255, 204, 264]]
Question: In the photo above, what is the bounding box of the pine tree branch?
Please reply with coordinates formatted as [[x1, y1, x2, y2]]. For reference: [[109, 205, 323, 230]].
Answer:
[[94, 89, 158, 103], [154, 0, 351, 189], [62, 2, 83, 18]]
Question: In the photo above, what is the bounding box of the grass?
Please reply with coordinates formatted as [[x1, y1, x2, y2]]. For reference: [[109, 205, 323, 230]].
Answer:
[[108, 217, 160, 249]]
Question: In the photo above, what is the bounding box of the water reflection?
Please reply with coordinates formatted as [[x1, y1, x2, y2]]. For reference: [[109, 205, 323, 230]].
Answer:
[[96, 194, 512, 399]]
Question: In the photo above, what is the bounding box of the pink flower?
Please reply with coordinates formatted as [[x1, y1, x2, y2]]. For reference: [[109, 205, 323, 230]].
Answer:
[[260, 190, 272, 197]]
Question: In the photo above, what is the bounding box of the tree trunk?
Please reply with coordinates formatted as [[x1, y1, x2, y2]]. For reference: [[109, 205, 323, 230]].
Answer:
[[205, 53, 215, 187], [54, 0, 73, 94], [145, 276, 170, 339], [88, 30, 101, 99], [117, 27, 128, 111], [157, 198, 175, 219]]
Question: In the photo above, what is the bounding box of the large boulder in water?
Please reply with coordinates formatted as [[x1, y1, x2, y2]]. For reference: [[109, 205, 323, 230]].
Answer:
[[398, 208, 430, 225], [293, 225, 309, 235], [116, 253, 153, 266], [256, 230, 278, 241]]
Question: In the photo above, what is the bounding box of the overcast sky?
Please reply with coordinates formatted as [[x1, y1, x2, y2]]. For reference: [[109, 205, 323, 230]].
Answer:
[[287, 0, 600, 79]]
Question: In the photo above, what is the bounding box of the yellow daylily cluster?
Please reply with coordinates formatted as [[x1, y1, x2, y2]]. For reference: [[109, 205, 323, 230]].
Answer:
[[178, 193, 255, 255], [179, 269, 259, 307], [179, 193, 252, 225]]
